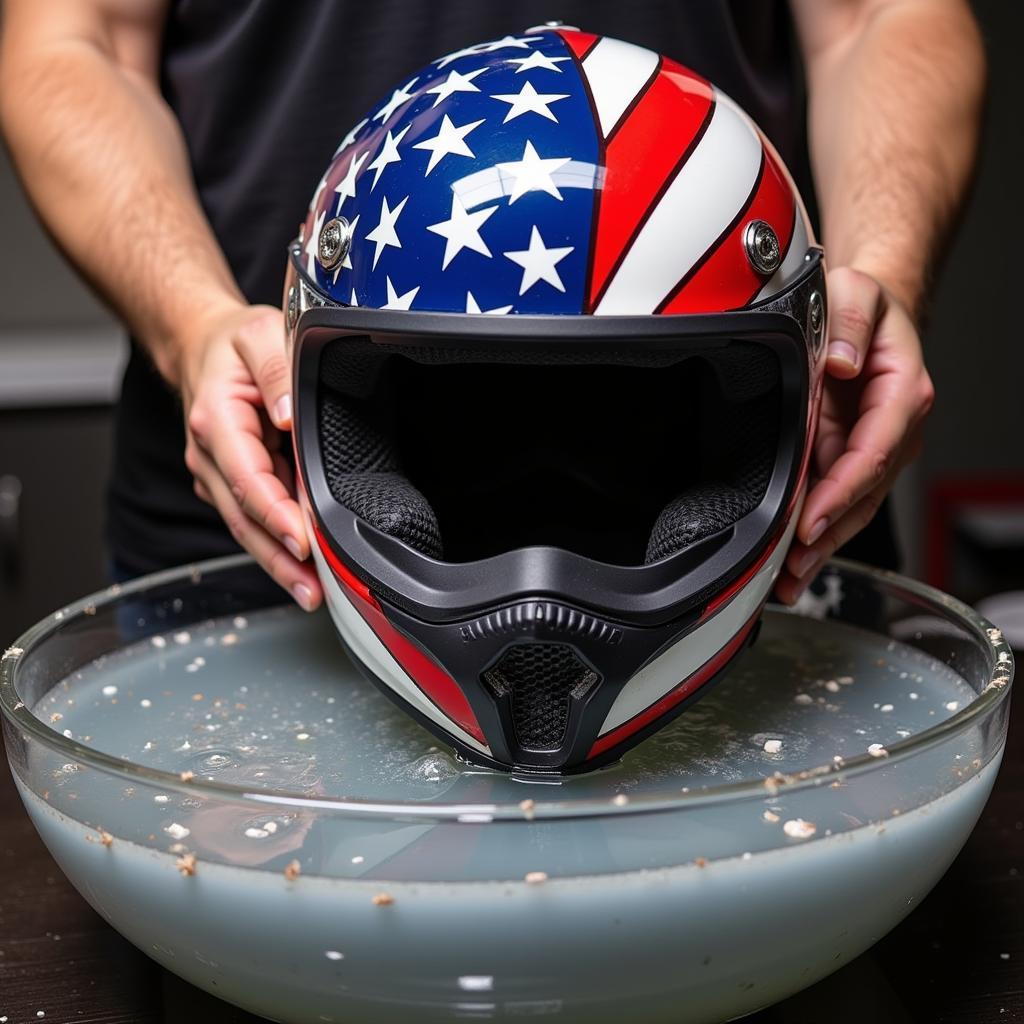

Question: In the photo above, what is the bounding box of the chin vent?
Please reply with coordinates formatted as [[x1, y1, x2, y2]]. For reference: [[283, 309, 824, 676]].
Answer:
[[482, 643, 598, 751]]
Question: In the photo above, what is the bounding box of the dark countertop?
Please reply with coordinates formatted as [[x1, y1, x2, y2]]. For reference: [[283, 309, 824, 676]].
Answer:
[[1, 694, 1020, 1023]]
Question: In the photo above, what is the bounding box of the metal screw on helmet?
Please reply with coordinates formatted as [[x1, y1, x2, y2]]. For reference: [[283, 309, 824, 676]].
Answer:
[[744, 220, 781, 275], [286, 285, 299, 331], [318, 217, 351, 271], [808, 290, 825, 355]]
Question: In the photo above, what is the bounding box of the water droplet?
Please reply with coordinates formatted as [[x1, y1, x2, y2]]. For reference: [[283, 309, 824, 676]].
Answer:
[[190, 748, 238, 775]]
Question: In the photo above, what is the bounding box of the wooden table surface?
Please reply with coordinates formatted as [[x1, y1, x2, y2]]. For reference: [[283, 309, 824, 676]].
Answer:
[[1, 690, 1020, 1023]]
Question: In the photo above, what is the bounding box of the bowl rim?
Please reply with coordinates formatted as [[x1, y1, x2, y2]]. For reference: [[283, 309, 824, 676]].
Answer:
[[1, 555, 1013, 823]]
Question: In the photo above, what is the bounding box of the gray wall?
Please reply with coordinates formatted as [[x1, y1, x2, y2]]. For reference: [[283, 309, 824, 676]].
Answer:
[[0, 144, 113, 329]]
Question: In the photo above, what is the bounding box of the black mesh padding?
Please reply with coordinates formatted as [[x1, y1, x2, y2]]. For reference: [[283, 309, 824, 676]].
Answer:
[[319, 392, 442, 558], [704, 343, 778, 401], [644, 386, 779, 563], [645, 483, 758, 563], [482, 643, 598, 750], [319, 393, 396, 476], [332, 472, 443, 560]]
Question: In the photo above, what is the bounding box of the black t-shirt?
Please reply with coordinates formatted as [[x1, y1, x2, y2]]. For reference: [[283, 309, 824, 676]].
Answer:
[[107, 0, 897, 575]]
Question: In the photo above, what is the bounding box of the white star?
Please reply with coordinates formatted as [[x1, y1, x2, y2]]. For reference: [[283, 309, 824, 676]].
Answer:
[[434, 43, 487, 70], [349, 288, 358, 307], [434, 35, 539, 69], [304, 209, 326, 276], [504, 226, 574, 295], [335, 117, 368, 156], [481, 35, 541, 53], [334, 150, 368, 211], [367, 123, 411, 190], [427, 195, 498, 269], [496, 140, 571, 204], [365, 194, 408, 269], [341, 214, 359, 269], [413, 114, 485, 175], [466, 291, 513, 315], [506, 50, 570, 73], [332, 213, 360, 283], [382, 277, 420, 310], [425, 67, 487, 108], [373, 77, 419, 124], [492, 80, 569, 123]]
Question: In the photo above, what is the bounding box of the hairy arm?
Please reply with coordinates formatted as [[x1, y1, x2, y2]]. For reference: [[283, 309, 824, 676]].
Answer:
[[795, 0, 984, 314], [777, 0, 985, 600], [0, 0, 239, 381], [0, 0, 321, 607]]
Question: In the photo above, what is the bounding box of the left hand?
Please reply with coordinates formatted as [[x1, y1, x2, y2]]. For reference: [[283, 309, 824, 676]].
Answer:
[[774, 266, 935, 604]]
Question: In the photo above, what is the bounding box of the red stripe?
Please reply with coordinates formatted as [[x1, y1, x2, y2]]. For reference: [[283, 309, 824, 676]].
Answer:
[[558, 29, 599, 60], [312, 525, 487, 745], [588, 609, 761, 759], [587, 60, 714, 310], [703, 523, 784, 619], [660, 146, 795, 314]]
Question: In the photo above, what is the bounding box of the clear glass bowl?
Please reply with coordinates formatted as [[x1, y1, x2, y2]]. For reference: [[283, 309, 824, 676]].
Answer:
[[1, 556, 1013, 1024]]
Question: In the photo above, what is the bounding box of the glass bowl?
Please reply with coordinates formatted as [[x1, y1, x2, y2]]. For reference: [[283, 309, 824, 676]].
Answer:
[[0, 556, 1013, 1024]]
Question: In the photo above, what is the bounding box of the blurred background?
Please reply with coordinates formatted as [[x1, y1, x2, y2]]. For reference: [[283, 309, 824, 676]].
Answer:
[[0, 0, 1020, 642]]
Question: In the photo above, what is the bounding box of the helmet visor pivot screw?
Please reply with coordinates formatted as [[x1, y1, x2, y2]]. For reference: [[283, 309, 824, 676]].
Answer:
[[285, 285, 299, 331], [744, 220, 782, 275], [808, 290, 825, 354], [318, 216, 352, 271]]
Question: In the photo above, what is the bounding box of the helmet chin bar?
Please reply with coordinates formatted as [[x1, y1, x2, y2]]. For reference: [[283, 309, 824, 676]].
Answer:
[[290, 251, 823, 771], [382, 592, 699, 771]]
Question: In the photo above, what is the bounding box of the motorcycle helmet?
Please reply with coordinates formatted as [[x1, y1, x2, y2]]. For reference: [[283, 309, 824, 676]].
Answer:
[[285, 26, 826, 773]]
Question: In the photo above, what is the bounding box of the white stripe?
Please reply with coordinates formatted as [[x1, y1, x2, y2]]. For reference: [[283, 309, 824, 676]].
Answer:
[[582, 37, 660, 138], [310, 541, 490, 755], [709, 90, 816, 306], [594, 93, 763, 316], [599, 510, 800, 735]]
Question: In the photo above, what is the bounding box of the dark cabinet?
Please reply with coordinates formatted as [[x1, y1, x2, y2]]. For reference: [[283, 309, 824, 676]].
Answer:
[[0, 407, 113, 641]]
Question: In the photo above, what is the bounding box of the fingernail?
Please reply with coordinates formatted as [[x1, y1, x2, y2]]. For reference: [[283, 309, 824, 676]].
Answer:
[[284, 535, 304, 561], [274, 394, 292, 427], [806, 517, 828, 546], [292, 582, 315, 612], [793, 549, 821, 580], [827, 340, 858, 369]]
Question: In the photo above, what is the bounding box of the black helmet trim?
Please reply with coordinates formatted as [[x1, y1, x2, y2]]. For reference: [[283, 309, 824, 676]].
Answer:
[[291, 249, 822, 628]]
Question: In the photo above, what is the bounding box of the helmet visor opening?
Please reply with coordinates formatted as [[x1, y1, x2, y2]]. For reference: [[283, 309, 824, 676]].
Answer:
[[315, 337, 783, 567]]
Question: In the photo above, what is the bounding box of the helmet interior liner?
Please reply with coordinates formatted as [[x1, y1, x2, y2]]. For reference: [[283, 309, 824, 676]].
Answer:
[[317, 338, 781, 568]]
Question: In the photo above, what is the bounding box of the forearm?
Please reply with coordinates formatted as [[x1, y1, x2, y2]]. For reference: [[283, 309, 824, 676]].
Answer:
[[795, 0, 985, 315], [0, 5, 243, 385]]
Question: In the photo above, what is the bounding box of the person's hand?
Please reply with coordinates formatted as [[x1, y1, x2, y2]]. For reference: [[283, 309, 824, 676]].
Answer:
[[775, 267, 934, 604], [181, 304, 323, 611]]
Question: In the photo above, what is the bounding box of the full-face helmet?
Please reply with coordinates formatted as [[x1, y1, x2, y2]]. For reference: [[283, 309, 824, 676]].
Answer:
[[285, 26, 825, 773]]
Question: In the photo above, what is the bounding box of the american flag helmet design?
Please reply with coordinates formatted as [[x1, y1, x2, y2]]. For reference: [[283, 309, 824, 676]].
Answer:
[[297, 27, 814, 319], [288, 27, 826, 774]]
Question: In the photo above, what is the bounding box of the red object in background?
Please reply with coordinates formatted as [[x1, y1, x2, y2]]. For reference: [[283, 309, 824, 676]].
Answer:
[[926, 476, 1024, 591]]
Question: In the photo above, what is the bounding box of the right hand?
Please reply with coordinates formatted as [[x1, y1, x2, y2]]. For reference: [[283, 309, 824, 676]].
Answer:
[[181, 304, 323, 611]]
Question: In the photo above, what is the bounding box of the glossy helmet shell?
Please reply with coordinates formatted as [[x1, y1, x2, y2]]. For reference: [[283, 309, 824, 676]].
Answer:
[[287, 27, 826, 773]]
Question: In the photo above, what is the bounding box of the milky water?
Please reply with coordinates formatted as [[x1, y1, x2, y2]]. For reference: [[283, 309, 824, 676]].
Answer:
[[38, 605, 976, 800], [14, 605, 1001, 1023]]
